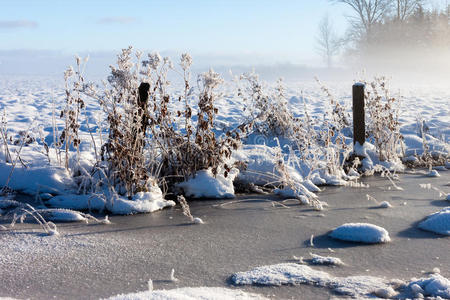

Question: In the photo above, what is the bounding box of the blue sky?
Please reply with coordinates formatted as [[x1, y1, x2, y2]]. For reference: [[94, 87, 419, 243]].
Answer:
[[0, 0, 352, 66]]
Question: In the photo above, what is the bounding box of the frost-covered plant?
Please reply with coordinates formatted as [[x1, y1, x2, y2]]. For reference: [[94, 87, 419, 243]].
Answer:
[[316, 77, 350, 132], [6, 202, 59, 236], [0, 121, 33, 194], [75, 47, 245, 199], [237, 72, 299, 138], [143, 60, 244, 183], [0, 111, 12, 164], [275, 156, 324, 210], [178, 195, 193, 221], [372, 164, 403, 191], [292, 79, 352, 179], [60, 56, 87, 170], [82, 47, 156, 198], [411, 115, 448, 167], [190, 69, 240, 176], [363, 77, 403, 162], [1, 199, 110, 235]]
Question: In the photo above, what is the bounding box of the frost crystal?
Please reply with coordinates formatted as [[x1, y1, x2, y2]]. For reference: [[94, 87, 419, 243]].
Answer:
[[146, 52, 162, 69], [200, 68, 223, 90], [64, 66, 74, 80], [180, 53, 192, 70]]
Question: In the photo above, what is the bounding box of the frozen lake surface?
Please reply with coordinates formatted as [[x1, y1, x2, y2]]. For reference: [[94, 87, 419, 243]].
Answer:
[[1, 171, 449, 299]]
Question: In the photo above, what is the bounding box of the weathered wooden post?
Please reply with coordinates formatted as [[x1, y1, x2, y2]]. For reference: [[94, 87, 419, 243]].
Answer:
[[352, 83, 365, 146], [134, 82, 150, 150], [138, 82, 150, 134]]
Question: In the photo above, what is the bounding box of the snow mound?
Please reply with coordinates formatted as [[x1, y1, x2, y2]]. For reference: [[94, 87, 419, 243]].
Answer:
[[374, 286, 397, 298], [418, 207, 450, 236], [110, 191, 175, 215], [233, 144, 302, 186], [329, 223, 391, 243], [233, 144, 336, 189], [274, 183, 317, 201], [34, 209, 86, 222], [105, 286, 268, 300], [427, 170, 441, 177], [231, 263, 392, 298], [0, 164, 75, 195], [404, 274, 450, 299], [193, 217, 204, 224], [49, 186, 175, 215], [309, 253, 344, 266], [353, 142, 405, 172], [177, 169, 238, 199], [0, 199, 22, 209], [378, 201, 392, 208]]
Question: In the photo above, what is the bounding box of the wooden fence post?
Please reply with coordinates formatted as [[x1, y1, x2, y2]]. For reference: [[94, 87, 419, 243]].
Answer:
[[138, 82, 150, 134], [352, 83, 365, 146]]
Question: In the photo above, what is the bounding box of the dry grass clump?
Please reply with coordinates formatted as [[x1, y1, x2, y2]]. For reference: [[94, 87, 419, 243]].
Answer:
[[405, 115, 449, 168], [91, 48, 153, 198], [61, 56, 87, 169], [153, 66, 246, 182], [237, 72, 299, 138], [64, 47, 247, 199], [315, 78, 352, 175], [362, 76, 403, 162]]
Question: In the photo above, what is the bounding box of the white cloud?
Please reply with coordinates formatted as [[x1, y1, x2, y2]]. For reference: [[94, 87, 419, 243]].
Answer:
[[0, 20, 38, 29], [97, 17, 136, 25]]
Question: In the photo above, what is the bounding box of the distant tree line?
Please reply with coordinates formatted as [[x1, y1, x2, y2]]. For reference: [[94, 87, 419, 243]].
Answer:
[[318, 0, 450, 70]]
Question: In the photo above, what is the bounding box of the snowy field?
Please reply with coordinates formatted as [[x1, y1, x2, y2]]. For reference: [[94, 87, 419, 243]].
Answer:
[[0, 74, 448, 205], [0, 71, 449, 299]]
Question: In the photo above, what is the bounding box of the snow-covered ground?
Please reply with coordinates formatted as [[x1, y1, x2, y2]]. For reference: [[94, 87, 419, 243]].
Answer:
[[0, 75, 448, 213], [0, 74, 449, 299]]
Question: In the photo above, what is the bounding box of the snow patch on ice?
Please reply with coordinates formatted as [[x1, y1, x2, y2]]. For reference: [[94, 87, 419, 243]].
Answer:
[[34, 208, 87, 222], [378, 201, 392, 208], [48, 186, 175, 215], [374, 286, 397, 299], [309, 253, 344, 266], [232, 263, 450, 299], [231, 263, 391, 298], [105, 287, 268, 300], [427, 170, 441, 178], [404, 274, 450, 299], [329, 223, 391, 243], [418, 207, 450, 236], [193, 217, 204, 224]]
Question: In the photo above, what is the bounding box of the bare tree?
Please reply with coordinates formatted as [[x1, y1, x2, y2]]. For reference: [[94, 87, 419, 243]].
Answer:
[[316, 14, 341, 68], [330, 0, 391, 41], [395, 0, 423, 21]]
